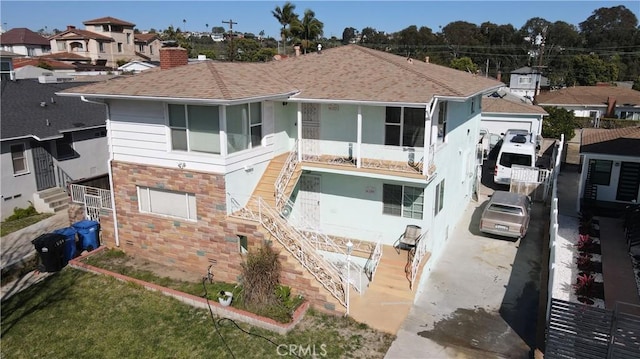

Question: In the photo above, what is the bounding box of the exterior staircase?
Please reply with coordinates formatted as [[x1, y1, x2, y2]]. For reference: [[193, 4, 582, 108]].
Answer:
[[349, 244, 430, 334], [249, 152, 302, 209], [33, 187, 70, 214]]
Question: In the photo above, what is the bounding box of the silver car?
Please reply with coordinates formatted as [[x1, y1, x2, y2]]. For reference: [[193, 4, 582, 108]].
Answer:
[[479, 191, 531, 239]]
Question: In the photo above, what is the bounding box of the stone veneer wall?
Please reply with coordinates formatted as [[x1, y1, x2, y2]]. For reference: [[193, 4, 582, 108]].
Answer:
[[111, 161, 344, 315]]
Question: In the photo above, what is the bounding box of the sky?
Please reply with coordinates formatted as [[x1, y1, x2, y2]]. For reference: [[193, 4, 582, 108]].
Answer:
[[1, 0, 638, 39]]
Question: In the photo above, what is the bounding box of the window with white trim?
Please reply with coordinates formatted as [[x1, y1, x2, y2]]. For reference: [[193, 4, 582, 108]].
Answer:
[[168, 104, 220, 154], [10, 143, 28, 175], [226, 102, 262, 154], [137, 186, 197, 221], [435, 179, 445, 215], [383, 184, 424, 219], [518, 77, 532, 85], [437, 102, 448, 143], [384, 107, 425, 147]]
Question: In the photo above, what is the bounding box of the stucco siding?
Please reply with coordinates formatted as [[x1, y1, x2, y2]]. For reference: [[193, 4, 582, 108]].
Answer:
[[1, 140, 38, 219]]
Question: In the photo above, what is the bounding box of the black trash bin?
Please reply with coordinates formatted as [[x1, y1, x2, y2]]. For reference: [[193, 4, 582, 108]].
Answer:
[[72, 220, 100, 251], [31, 233, 66, 272], [53, 227, 77, 263]]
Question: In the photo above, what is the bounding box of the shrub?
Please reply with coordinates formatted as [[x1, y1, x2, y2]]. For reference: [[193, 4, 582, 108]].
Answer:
[[574, 273, 595, 297], [240, 243, 281, 308], [5, 202, 38, 222]]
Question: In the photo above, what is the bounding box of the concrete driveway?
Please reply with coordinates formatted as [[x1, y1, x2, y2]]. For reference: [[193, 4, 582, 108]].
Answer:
[[385, 180, 546, 358]]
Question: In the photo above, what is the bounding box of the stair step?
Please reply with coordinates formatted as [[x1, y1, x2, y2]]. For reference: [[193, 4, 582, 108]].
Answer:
[[42, 191, 70, 204]]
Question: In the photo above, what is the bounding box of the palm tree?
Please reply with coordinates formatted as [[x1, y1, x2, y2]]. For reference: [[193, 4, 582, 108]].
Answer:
[[298, 9, 324, 54], [272, 2, 299, 55]]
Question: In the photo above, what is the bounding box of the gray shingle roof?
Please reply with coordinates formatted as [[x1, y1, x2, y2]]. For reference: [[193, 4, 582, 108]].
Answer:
[[581, 126, 640, 157], [536, 86, 640, 107], [1, 79, 107, 140], [59, 45, 504, 104]]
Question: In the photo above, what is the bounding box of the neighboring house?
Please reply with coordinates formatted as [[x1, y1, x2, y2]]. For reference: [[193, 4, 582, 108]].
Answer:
[[58, 44, 503, 314], [13, 57, 77, 79], [0, 78, 108, 220], [117, 60, 157, 73], [49, 17, 162, 68], [482, 91, 548, 137], [0, 50, 21, 80], [578, 126, 640, 213], [508, 66, 548, 100], [536, 85, 640, 121], [0, 28, 51, 57]]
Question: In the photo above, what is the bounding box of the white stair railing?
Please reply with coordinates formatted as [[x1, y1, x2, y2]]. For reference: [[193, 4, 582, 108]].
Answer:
[[365, 238, 383, 282], [409, 230, 429, 290], [69, 184, 113, 210], [275, 140, 299, 211], [230, 195, 348, 309], [282, 198, 364, 293]]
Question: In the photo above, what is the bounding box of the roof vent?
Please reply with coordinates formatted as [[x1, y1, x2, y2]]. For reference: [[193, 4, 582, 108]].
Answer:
[[511, 135, 527, 144], [40, 102, 47, 107]]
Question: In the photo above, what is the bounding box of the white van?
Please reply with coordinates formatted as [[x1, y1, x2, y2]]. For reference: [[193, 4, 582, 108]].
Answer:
[[493, 129, 537, 185]]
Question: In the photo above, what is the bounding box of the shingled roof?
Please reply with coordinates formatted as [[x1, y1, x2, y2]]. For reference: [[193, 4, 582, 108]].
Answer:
[[536, 86, 640, 107], [0, 28, 50, 45], [49, 28, 113, 41], [59, 45, 504, 104], [1, 80, 107, 141], [483, 97, 548, 115], [580, 126, 640, 157], [134, 33, 159, 43]]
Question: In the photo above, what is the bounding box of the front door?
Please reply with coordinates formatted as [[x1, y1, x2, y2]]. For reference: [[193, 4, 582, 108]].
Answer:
[[616, 161, 640, 201], [301, 103, 320, 159], [299, 174, 321, 229], [31, 141, 56, 191]]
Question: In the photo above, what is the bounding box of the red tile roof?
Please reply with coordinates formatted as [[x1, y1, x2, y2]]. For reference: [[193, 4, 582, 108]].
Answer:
[[536, 86, 640, 107], [83, 16, 135, 27], [483, 97, 548, 115], [49, 29, 113, 41], [60, 45, 504, 103], [581, 126, 640, 156], [0, 28, 50, 45], [134, 33, 159, 43], [40, 52, 91, 61], [12, 57, 76, 70]]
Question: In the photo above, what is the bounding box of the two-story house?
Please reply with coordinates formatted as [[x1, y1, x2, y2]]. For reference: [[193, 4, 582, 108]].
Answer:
[[48, 17, 162, 68], [0, 28, 51, 57], [508, 66, 549, 100], [59, 44, 503, 315], [1, 77, 109, 220]]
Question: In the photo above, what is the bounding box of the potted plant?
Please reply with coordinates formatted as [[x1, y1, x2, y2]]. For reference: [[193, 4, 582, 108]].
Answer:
[[218, 290, 233, 307], [576, 252, 593, 271], [574, 272, 595, 298]]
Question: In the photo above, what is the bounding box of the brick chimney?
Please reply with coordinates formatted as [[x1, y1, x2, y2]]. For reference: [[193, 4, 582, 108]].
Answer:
[[294, 45, 301, 57], [67, 25, 76, 30], [424, 56, 430, 63], [606, 96, 616, 118], [159, 46, 188, 70]]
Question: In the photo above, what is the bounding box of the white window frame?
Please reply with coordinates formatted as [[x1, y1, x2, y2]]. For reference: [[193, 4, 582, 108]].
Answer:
[[435, 179, 445, 216], [385, 106, 426, 147], [437, 102, 448, 143], [518, 76, 532, 85], [226, 102, 263, 154], [168, 104, 221, 154], [382, 183, 424, 219], [10, 143, 29, 175], [137, 186, 197, 221]]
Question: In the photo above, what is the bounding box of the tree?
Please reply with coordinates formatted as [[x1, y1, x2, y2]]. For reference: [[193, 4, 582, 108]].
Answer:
[[272, 2, 299, 54], [580, 5, 638, 49], [212, 26, 225, 34], [296, 9, 323, 53], [449, 57, 478, 73], [633, 77, 640, 91], [567, 54, 619, 85], [341, 27, 357, 44], [541, 106, 576, 140]]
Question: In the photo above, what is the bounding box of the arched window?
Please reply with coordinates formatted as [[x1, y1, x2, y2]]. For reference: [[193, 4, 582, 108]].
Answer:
[[69, 42, 84, 52]]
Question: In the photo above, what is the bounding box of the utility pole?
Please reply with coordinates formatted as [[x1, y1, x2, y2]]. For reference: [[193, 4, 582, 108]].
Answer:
[[222, 19, 237, 61]]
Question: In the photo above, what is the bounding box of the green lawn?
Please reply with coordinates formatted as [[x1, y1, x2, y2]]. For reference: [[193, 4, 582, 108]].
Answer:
[[0, 213, 54, 237], [1, 269, 394, 358]]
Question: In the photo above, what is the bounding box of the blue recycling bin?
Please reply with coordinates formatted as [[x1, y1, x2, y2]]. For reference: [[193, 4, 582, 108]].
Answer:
[[72, 220, 100, 251], [53, 226, 77, 263]]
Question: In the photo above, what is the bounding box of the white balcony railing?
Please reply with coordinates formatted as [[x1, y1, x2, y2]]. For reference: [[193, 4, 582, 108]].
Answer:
[[300, 139, 429, 175]]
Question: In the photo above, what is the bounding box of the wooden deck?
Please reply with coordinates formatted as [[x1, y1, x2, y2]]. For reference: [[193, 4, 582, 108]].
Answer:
[[349, 244, 431, 334]]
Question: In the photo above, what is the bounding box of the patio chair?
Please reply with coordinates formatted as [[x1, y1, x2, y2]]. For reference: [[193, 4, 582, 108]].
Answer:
[[394, 225, 423, 254]]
